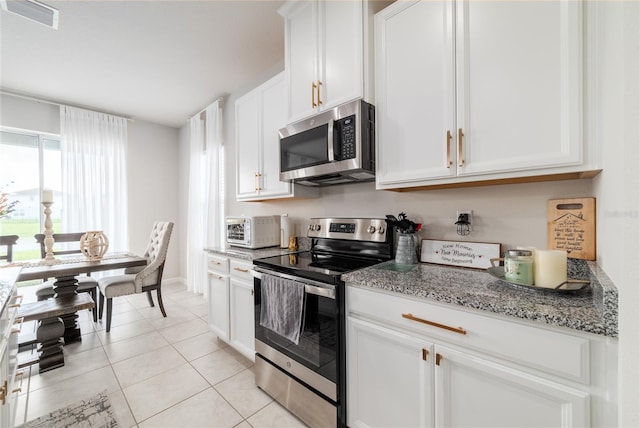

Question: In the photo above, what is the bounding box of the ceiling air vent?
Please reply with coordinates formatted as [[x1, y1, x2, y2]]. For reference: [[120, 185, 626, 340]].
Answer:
[[1, 0, 59, 29]]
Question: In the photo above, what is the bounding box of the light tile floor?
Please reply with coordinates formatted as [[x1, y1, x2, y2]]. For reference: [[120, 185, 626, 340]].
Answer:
[[14, 282, 308, 428]]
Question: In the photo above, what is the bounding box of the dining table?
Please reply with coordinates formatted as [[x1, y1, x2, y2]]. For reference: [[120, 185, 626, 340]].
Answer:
[[10, 252, 147, 372]]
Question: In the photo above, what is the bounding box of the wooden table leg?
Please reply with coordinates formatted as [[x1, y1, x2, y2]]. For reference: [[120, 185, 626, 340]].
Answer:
[[52, 275, 83, 343], [36, 316, 66, 373]]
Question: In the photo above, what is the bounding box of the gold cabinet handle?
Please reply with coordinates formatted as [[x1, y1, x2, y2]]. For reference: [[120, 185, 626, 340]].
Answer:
[[311, 81, 317, 108], [457, 128, 465, 167], [317, 80, 323, 106], [422, 348, 429, 361], [208, 273, 224, 280], [254, 172, 262, 192], [8, 295, 23, 309], [436, 353, 443, 366], [0, 380, 7, 405], [209, 261, 221, 266], [446, 130, 452, 168], [11, 317, 24, 335], [12, 371, 25, 395], [402, 313, 467, 335], [233, 267, 249, 273]]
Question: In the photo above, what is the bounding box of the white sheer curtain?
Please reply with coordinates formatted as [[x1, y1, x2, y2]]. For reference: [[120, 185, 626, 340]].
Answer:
[[186, 99, 223, 295], [60, 105, 129, 252]]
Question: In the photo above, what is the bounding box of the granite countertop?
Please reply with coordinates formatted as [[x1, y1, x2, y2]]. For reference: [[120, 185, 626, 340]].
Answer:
[[0, 266, 20, 318], [342, 260, 618, 338], [205, 238, 311, 261]]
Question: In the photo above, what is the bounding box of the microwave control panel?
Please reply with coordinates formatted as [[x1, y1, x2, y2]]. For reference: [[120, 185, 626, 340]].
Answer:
[[339, 115, 356, 160]]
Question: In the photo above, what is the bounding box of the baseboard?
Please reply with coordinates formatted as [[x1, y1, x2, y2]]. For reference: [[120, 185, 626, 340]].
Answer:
[[162, 277, 186, 287]]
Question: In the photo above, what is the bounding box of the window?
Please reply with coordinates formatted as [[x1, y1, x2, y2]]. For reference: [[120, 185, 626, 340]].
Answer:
[[0, 128, 62, 261]]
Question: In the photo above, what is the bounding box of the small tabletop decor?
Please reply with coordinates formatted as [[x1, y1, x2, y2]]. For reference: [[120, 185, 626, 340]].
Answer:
[[80, 231, 109, 260], [41, 189, 55, 262], [386, 212, 422, 265]]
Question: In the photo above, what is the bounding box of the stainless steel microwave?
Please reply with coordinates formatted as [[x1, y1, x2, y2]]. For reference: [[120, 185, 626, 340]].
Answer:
[[279, 99, 375, 186]]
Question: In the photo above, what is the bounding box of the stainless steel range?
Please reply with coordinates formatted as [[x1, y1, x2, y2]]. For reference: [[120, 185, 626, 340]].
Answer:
[[251, 218, 393, 428]]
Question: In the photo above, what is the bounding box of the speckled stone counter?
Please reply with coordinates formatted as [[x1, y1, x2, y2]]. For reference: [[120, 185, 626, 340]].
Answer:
[[205, 237, 310, 261], [0, 266, 20, 319], [342, 260, 618, 338]]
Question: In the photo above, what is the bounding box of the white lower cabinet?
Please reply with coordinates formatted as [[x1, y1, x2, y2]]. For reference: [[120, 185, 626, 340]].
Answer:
[[347, 286, 615, 428], [348, 318, 434, 428], [434, 345, 589, 428], [207, 254, 230, 342], [228, 260, 255, 361], [0, 289, 21, 428], [207, 254, 255, 361]]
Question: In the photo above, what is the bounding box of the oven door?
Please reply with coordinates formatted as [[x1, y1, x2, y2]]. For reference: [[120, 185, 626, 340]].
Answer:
[[252, 267, 339, 401]]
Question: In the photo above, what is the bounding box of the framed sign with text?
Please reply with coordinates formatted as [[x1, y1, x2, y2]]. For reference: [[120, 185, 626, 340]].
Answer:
[[420, 239, 501, 269]]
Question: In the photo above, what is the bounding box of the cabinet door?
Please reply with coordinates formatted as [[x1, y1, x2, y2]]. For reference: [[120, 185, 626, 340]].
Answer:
[[208, 270, 230, 342], [434, 345, 590, 428], [347, 317, 434, 428], [235, 90, 261, 199], [258, 73, 291, 198], [375, 0, 457, 188], [318, 0, 363, 112], [229, 277, 255, 362], [283, 1, 318, 123], [456, 0, 583, 176]]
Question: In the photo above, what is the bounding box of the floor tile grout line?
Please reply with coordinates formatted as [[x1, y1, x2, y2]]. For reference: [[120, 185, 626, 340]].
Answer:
[[18, 284, 277, 428]]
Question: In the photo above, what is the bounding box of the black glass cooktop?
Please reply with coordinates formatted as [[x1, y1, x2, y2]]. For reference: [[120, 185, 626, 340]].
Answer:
[[253, 251, 384, 285]]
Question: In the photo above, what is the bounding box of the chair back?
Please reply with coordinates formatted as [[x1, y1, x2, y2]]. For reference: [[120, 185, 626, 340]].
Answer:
[[0, 235, 19, 263], [133, 221, 174, 291], [34, 232, 86, 258]]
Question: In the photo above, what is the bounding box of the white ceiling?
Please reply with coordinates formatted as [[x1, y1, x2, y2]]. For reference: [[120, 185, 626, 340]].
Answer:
[[0, 0, 285, 128]]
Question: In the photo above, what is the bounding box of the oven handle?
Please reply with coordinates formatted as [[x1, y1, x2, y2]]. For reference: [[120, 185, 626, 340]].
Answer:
[[251, 267, 336, 300]]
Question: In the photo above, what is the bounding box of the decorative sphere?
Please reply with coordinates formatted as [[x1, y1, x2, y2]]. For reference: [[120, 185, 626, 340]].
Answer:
[[80, 231, 109, 260]]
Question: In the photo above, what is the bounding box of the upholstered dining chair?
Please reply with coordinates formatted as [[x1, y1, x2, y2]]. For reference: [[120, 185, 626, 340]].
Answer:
[[0, 235, 19, 263], [98, 221, 173, 332], [34, 232, 99, 322]]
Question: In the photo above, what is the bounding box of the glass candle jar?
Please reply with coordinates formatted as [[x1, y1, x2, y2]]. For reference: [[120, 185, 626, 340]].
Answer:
[[504, 249, 534, 285]]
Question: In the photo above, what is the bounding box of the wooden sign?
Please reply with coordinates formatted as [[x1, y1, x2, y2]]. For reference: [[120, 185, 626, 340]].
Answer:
[[420, 239, 501, 269], [547, 197, 596, 260]]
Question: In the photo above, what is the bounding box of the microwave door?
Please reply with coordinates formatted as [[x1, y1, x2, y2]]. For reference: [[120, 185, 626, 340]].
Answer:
[[280, 123, 331, 173]]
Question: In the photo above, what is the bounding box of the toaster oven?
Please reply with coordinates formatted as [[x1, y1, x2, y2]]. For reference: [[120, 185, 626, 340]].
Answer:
[[225, 216, 280, 249]]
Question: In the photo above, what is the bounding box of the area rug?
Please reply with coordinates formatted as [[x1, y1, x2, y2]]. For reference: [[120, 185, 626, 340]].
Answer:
[[17, 390, 119, 428]]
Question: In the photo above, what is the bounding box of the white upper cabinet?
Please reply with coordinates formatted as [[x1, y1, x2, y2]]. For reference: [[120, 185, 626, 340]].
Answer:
[[376, 0, 597, 190], [235, 72, 318, 201], [280, 0, 381, 124], [375, 0, 456, 185]]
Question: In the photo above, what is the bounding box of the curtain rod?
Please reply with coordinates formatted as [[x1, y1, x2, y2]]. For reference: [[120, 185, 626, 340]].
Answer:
[[190, 96, 224, 120], [0, 89, 135, 122]]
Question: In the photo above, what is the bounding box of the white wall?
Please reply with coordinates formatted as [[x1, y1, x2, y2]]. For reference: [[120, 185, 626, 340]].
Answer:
[[0, 94, 59, 134], [177, 124, 190, 283], [592, 3, 640, 426], [126, 120, 180, 280], [0, 94, 181, 281]]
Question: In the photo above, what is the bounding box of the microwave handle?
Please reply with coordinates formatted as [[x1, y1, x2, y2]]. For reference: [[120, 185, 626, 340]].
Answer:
[[327, 119, 336, 161]]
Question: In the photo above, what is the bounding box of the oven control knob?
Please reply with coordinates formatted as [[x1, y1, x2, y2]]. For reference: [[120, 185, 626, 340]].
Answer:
[[308, 224, 313, 230], [316, 224, 321, 231], [378, 226, 386, 234], [367, 225, 376, 234]]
